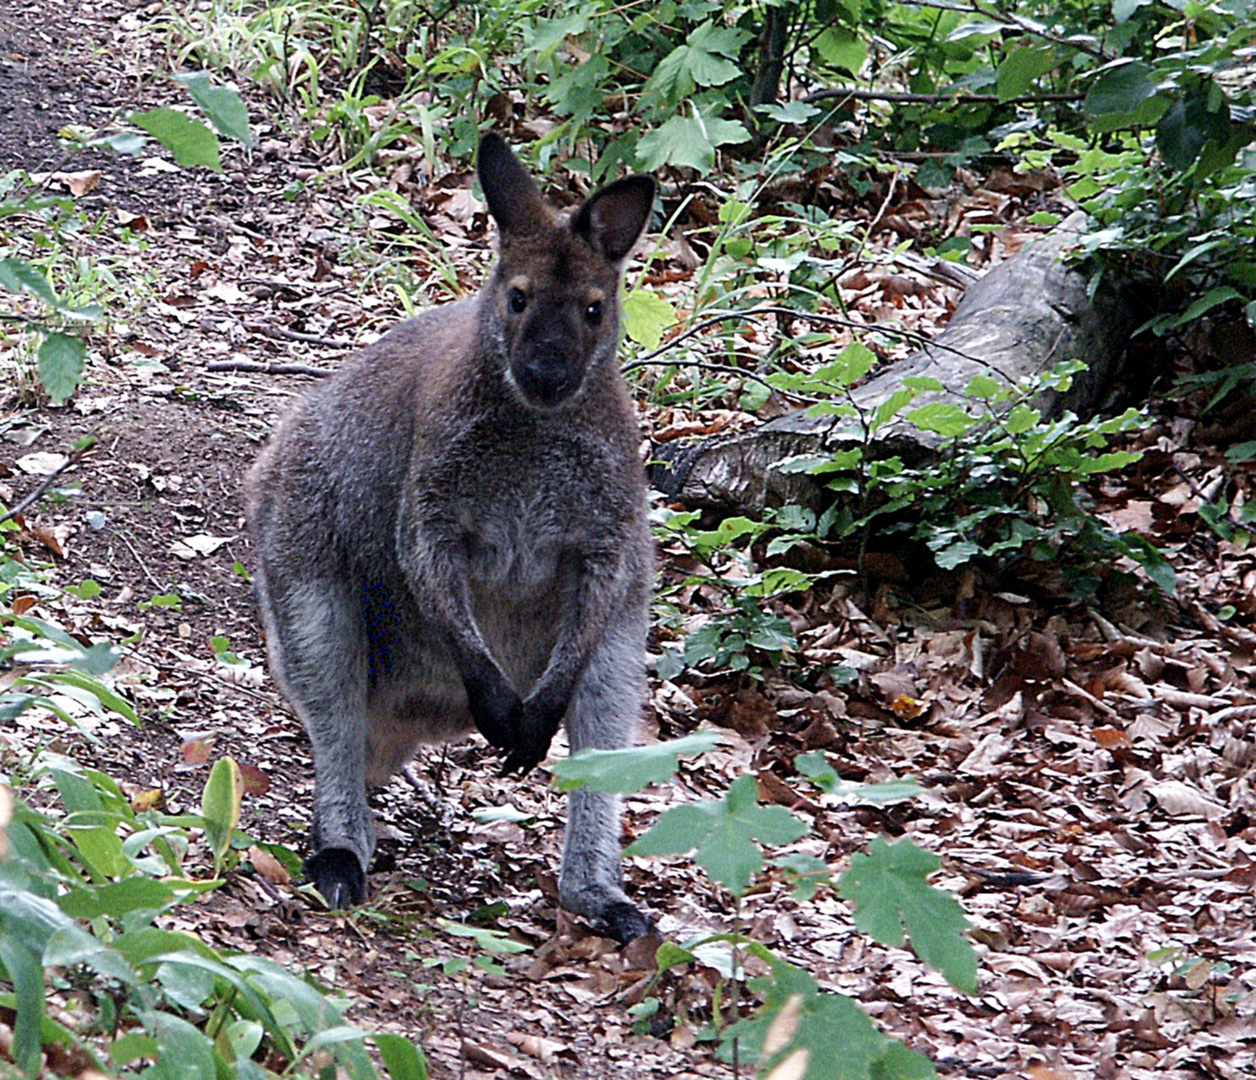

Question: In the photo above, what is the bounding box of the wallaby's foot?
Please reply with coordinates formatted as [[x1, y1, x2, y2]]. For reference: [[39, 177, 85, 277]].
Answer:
[[305, 847, 368, 909], [594, 901, 655, 945]]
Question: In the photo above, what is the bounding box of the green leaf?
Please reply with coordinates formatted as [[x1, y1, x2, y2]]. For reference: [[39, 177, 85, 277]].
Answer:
[[174, 72, 252, 144], [996, 44, 1056, 102], [628, 774, 808, 897], [551, 731, 722, 793], [837, 837, 977, 992], [636, 114, 750, 173], [904, 403, 976, 437], [131, 109, 222, 171], [200, 757, 242, 870], [813, 26, 866, 76], [729, 960, 935, 1079], [1156, 90, 1231, 173], [59, 877, 180, 919], [0, 257, 57, 304], [38, 332, 86, 404], [375, 1033, 429, 1080], [437, 919, 531, 954], [0, 931, 45, 1077], [622, 288, 676, 349], [1084, 60, 1159, 117], [1170, 286, 1243, 327], [149, 1014, 218, 1080]]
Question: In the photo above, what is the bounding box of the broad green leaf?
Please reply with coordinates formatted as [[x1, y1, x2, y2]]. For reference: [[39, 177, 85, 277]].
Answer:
[[655, 941, 698, 971], [1156, 90, 1231, 173], [551, 731, 722, 793], [0, 931, 44, 1077], [728, 960, 936, 1079], [628, 774, 808, 897], [904, 403, 976, 437], [131, 108, 222, 171], [996, 44, 1056, 102], [636, 114, 750, 173], [964, 374, 1005, 399], [837, 837, 977, 993], [622, 288, 676, 349], [1084, 60, 1159, 117], [813, 26, 866, 76], [757, 100, 821, 125], [375, 1033, 429, 1080], [59, 877, 180, 919], [0, 257, 57, 304], [38, 332, 86, 404], [174, 71, 252, 144], [149, 1013, 217, 1080], [200, 757, 242, 870]]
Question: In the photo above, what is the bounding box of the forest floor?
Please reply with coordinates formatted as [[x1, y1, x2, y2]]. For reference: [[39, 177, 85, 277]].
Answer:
[[2, 3, 1256, 1080]]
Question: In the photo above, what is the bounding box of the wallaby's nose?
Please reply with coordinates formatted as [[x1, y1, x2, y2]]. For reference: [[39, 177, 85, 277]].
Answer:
[[514, 341, 578, 407]]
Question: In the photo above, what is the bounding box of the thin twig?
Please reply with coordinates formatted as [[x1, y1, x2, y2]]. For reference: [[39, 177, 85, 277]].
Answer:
[[0, 449, 87, 527], [239, 321, 354, 349], [803, 87, 1085, 106], [206, 359, 334, 377]]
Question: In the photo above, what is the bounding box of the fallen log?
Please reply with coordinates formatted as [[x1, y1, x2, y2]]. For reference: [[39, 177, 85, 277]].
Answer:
[[652, 212, 1138, 514]]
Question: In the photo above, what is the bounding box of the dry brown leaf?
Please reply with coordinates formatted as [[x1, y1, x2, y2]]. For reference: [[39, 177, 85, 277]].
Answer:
[[1146, 779, 1226, 820]]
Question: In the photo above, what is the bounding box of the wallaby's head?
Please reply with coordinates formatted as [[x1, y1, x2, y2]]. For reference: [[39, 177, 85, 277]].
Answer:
[[477, 133, 655, 410]]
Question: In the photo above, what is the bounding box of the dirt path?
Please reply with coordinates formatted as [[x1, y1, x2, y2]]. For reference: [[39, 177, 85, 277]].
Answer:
[[3, 6, 1256, 1080]]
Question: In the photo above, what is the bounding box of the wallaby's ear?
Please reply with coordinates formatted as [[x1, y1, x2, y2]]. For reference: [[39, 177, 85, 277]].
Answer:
[[478, 133, 547, 238], [572, 175, 656, 264]]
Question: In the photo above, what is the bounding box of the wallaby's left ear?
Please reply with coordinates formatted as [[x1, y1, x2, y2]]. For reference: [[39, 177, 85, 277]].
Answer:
[[572, 175, 656, 264]]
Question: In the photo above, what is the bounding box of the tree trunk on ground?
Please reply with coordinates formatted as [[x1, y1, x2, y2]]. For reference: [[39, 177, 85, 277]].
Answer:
[[651, 211, 1139, 514]]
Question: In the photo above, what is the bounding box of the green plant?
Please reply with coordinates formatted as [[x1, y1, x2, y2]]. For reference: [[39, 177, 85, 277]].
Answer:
[[552, 737, 975, 1079], [0, 74, 250, 403]]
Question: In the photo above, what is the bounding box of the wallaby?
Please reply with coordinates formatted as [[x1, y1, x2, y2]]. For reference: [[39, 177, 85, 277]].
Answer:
[[246, 133, 657, 944]]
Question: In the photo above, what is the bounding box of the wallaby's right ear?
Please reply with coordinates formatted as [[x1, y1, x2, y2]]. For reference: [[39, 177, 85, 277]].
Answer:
[[478, 133, 547, 239]]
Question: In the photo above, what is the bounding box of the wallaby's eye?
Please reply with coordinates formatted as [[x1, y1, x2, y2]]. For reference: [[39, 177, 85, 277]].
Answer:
[[585, 300, 603, 325], [508, 288, 527, 314]]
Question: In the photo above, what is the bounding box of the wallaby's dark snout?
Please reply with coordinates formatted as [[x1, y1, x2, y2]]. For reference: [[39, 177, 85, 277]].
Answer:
[[247, 132, 658, 944]]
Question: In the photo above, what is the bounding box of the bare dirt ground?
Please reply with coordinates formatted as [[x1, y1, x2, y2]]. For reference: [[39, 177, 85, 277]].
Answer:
[[3, 4, 1256, 1080]]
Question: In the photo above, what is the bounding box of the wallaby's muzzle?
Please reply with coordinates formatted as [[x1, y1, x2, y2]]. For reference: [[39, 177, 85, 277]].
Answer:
[[512, 328, 587, 408]]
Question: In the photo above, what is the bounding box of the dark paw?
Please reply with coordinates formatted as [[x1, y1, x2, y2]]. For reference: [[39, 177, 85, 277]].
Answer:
[[304, 848, 368, 909], [595, 901, 655, 945], [463, 663, 523, 750], [500, 696, 565, 776]]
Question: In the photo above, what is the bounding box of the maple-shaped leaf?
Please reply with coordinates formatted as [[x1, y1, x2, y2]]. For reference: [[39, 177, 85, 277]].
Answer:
[[551, 731, 721, 793], [628, 774, 807, 897], [645, 21, 750, 101], [636, 114, 750, 173], [728, 959, 935, 1080], [837, 837, 977, 993]]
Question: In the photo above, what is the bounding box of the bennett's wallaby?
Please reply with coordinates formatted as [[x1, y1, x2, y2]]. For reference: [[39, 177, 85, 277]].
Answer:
[[246, 133, 657, 943]]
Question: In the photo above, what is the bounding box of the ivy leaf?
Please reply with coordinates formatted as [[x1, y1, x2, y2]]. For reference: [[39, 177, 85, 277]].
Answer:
[[628, 774, 808, 897], [728, 960, 936, 1079], [174, 72, 253, 145], [38, 332, 87, 404], [636, 114, 750, 173], [622, 288, 676, 349], [837, 837, 977, 993], [551, 731, 722, 793], [131, 108, 222, 171]]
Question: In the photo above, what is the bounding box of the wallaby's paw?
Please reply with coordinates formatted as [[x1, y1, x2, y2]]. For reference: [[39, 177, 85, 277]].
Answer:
[[595, 901, 655, 945], [305, 847, 368, 909], [464, 667, 524, 750], [499, 696, 565, 775]]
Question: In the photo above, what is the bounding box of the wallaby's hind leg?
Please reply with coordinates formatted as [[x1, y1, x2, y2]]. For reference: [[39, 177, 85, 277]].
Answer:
[[257, 574, 373, 909], [559, 603, 653, 944]]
